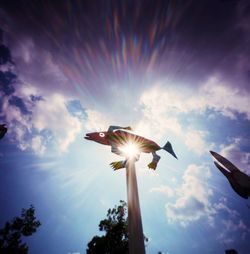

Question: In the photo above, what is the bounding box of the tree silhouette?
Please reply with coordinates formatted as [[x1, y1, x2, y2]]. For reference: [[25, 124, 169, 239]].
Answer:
[[86, 200, 129, 254], [87, 200, 149, 254], [0, 205, 41, 254]]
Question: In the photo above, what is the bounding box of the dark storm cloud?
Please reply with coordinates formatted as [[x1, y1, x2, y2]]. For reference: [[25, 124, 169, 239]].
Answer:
[[0, 0, 250, 94]]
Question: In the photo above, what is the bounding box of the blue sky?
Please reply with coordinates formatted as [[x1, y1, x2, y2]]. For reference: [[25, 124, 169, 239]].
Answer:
[[1, 1, 250, 253]]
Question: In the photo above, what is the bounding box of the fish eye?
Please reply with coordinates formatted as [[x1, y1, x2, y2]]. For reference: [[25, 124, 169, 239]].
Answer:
[[99, 132, 105, 137]]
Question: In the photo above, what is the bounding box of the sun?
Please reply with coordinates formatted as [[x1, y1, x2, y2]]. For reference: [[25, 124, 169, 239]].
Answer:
[[118, 142, 140, 158]]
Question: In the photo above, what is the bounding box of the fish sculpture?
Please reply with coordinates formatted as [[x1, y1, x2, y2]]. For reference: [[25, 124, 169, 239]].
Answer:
[[85, 125, 177, 170], [210, 151, 250, 199]]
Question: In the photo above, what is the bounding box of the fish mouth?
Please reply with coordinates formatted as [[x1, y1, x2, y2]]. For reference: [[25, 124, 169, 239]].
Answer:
[[84, 134, 92, 140]]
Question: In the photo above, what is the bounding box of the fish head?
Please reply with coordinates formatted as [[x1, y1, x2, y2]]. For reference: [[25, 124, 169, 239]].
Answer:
[[84, 131, 110, 145]]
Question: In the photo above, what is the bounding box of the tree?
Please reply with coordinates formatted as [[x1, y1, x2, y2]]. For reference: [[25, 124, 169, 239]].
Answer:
[[86, 200, 129, 254], [0, 205, 41, 254], [86, 200, 148, 254]]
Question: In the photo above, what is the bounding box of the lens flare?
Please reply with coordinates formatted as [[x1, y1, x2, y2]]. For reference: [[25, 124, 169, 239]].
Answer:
[[119, 142, 139, 158]]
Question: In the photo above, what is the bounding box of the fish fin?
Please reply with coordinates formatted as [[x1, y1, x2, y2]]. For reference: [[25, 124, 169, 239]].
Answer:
[[108, 126, 132, 132], [110, 161, 126, 171], [162, 141, 178, 159], [148, 161, 157, 170]]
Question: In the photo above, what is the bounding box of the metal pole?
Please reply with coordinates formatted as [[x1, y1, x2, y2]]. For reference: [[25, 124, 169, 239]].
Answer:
[[126, 157, 145, 254]]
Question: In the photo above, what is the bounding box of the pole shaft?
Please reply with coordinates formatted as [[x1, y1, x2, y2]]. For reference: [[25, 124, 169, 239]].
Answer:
[[126, 159, 145, 254]]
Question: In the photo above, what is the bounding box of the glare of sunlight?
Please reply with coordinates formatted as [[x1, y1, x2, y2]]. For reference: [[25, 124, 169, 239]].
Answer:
[[119, 142, 140, 158]]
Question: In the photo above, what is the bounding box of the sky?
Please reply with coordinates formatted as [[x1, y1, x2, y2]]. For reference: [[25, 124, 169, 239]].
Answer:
[[0, 0, 250, 253]]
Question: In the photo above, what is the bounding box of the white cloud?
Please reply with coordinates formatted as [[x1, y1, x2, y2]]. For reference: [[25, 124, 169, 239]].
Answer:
[[32, 93, 82, 152], [165, 164, 215, 226], [212, 197, 249, 244], [31, 136, 46, 155], [138, 76, 250, 155], [217, 219, 250, 245], [201, 77, 250, 119], [135, 116, 182, 142], [138, 88, 212, 154], [158, 161, 249, 241], [150, 185, 174, 197], [84, 109, 109, 131], [136, 118, 210, 155], [140, 76, 250, 119], [1, 95, 32, 131], [184, 130, 212, 155], [157, 163, 250, 242], [2, 84, 83, 154], [223, 219, 248, 232], [1, 82, 112, 155], [166, 196, 207, 226], [213, 198, 239, 218], [216, 232, 234, 245], [220, 138, 250, 174]]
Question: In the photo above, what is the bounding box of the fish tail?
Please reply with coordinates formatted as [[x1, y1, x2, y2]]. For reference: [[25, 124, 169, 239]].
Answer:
[[162, 141, 178, 159]]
